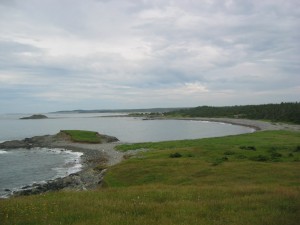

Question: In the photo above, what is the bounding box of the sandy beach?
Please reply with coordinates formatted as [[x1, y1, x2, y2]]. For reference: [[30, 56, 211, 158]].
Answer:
[[180, 117, 300, 132]]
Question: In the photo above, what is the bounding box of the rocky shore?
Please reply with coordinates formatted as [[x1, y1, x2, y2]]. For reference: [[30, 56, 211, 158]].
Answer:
[[0, 132, 124, 197]]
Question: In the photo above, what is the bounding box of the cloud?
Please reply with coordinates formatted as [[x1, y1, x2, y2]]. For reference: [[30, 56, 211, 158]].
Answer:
[[0, 0, 299, 113]]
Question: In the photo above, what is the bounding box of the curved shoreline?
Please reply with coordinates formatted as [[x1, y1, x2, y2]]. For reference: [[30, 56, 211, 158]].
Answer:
[[154, 117, 300, 132], [1, 118, 299, 197], [200, 118, 300, 131]]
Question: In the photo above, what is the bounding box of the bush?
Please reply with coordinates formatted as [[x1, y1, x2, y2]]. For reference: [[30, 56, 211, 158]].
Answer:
[[169, 152, 182, 158], [211, 157, 228, 166], [270, 152, 282, 158], [240, 146, 256, 151], [224, 151, 235, 155], [250, 155, 268, 162], [294, 145, 300, 152]]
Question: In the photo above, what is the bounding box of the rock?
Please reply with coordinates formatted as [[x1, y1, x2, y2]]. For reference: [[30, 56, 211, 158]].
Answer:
[[100, 134, 119, 143], [0, 140, 29, 149], [13, 168, 106, 196], [20, 114, 48, 120]]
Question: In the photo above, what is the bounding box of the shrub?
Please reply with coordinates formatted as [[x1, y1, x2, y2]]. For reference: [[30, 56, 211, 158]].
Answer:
[[169, 152, 182, 158], [250, 155, 268, 162], [270, 152, 282, 158], [294, 145, 300, 152], [240, 146, 256, 151], [224, 151, 235, 155], [211, 157, 228, 166]]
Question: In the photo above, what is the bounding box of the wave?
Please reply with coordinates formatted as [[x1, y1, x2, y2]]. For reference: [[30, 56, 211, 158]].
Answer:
[[52, 150, 83, 178], [28, 147, 84, 178], [0, 147, 84, 198]]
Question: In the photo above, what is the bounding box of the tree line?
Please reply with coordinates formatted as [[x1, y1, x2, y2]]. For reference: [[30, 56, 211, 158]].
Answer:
[[165, 102, 300, 124]]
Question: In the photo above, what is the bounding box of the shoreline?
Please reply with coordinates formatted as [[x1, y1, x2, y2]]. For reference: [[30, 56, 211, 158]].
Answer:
[[147, 116, 300, 132], [0, 134, 125, 197], [1, 118, 299, 197]]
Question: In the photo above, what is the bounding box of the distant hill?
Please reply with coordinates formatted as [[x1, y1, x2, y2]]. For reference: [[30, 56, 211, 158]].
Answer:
[[52, 108, 187, 114], [165, 102, 300, 124]]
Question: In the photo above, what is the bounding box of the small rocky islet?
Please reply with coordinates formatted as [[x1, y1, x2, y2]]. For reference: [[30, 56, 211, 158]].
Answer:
[[20, 114, 48, 120]]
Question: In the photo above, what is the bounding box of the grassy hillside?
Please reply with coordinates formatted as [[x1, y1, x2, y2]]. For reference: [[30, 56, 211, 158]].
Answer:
[[1, 131, 300, 225], [165, 102, 300, 124]]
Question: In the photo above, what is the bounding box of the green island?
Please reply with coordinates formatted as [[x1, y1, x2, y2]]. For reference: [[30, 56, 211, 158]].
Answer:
[[60, 130, 103, 143], [1, 129, 300, 225]]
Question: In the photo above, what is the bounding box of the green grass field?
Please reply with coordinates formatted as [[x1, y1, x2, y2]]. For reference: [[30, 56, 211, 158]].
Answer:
[[1, 130, 300, 225], [60, 130, 103, 143]]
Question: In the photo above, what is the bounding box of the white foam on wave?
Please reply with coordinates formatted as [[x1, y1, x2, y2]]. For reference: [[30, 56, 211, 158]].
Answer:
[[20, 147, 84, 179], [0, 150, 8, 154], [51, 149, 84, 178]]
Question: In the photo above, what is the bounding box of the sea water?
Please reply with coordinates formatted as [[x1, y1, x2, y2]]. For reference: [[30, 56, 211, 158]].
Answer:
[[0, 148, 82, 198], [0, 113, 254, 197]]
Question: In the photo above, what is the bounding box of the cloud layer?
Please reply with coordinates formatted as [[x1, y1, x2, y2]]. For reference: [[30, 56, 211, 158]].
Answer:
[[0, 0, 299, 113]]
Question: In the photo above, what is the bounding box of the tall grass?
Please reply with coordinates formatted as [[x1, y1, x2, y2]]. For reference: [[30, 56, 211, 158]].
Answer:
[[1, 130, 300, 225]]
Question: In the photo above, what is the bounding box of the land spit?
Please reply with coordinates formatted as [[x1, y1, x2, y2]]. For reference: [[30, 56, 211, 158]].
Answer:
[[1, 118, 299, 197], [173, 117, 300, 132]]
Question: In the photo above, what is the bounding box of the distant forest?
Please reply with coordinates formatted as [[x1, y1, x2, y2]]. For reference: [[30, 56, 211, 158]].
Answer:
[[165, 102, 300, 124]]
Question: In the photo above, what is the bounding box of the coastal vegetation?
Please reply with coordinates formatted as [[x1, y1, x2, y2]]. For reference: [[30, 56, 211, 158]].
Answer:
[[165, 102, 300, 124], [60, 130, 104, 143], [1, 130, 300, 224]]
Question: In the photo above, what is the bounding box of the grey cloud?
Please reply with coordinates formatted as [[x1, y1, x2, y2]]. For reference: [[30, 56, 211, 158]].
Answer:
[[0, 0, 299, 113]]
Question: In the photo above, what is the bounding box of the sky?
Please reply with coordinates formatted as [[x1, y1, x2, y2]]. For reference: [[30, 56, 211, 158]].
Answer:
[[0, 0, 299, 113]]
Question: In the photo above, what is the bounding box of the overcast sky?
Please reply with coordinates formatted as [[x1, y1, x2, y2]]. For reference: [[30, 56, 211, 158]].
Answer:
[[0, 0, 299, 113]]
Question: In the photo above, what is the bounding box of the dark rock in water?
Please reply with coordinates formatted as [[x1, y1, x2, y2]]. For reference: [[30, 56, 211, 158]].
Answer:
[[20, 114, 48, 120], [4, 189, 10, 192], [13, 168, 107, 196]]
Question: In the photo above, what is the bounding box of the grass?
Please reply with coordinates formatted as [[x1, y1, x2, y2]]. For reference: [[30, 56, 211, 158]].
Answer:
[[60, 130, 103, 143], [1, 130, 300, 225]]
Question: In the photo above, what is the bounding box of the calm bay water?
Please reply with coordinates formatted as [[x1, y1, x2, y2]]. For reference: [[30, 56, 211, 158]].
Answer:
[[0, 113, 254, 197], [0, 113, 254, 142]]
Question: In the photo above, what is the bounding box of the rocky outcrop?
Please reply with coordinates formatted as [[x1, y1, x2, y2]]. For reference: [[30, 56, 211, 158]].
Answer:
[[20, 114, 48, 119], [0, 132, 119, 149], [13, 168, 107, 196], [0, 132, 120, 197]]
